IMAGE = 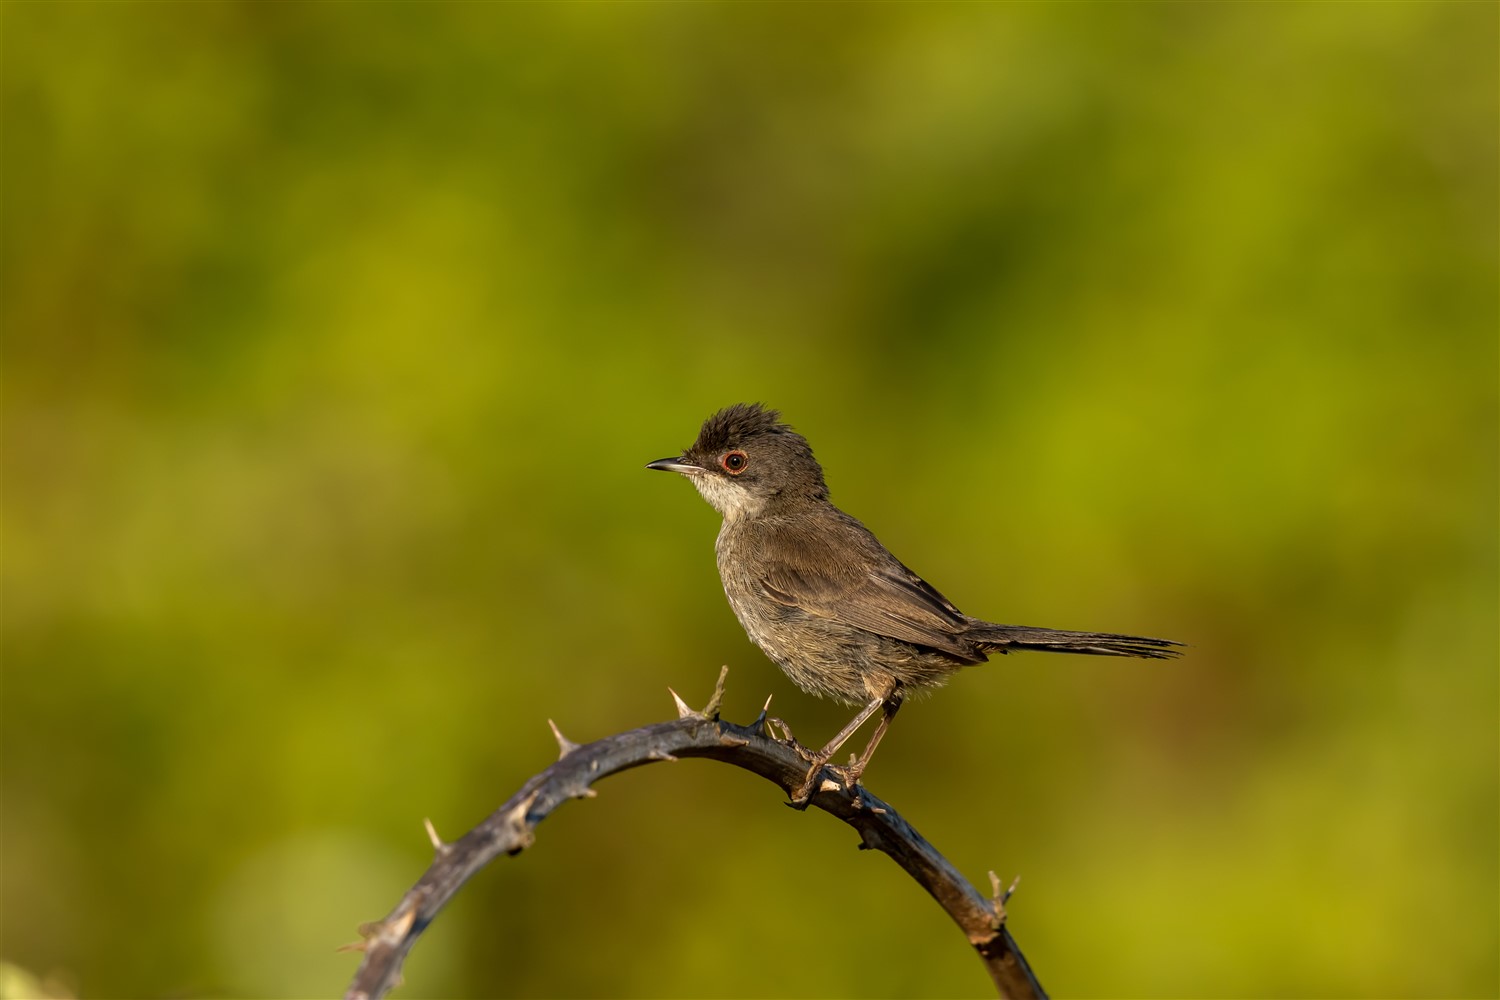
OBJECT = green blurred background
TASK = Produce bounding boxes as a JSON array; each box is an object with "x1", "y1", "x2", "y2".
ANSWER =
[{"x1": 3, "y1": 3, "x2": 1495, "y2": 998}]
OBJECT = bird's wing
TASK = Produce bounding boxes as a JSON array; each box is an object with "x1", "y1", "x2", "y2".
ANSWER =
[{"x1": 755, "y1": 515, "x2": 985, "y2": 664}]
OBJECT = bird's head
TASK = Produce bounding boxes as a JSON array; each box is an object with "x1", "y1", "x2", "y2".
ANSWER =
[{"x1": 647, "y1": 403, "x2": 828, "y2": 520}]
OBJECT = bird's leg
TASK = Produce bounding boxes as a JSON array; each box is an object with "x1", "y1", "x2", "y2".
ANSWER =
[
  {"x1": 832, "y1": 690, "x2": 904, "y2": 789},
  {"x1": 787, "y1": 685, "x2": 902, "y2": 805}
]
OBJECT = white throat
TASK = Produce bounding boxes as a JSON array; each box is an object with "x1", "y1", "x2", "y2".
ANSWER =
[{"x1": 690, "y1": 475, "x2": 766, "y2": 522}]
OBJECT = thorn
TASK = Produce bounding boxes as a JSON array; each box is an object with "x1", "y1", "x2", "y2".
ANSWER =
[
  {"x1": 423, "y1": 817, "x2": 449, "y2": 854},
  {"x1": 988, "y1": 871, "x2": 1020, "y2": 925},
  {"x1": 668, "y1": 687, "x2": 696, "y2": 719},
  {"x1": 647, "y1": 749, "x2": 679, "y2": 762},
  {"x1": 374, "y1": 905, "x2": 416, "y2": 940},
  {"x1": 749, "y1": 694, "x2": 773, "y2": 736},
  {"x1": 505, "y1": 802, "x2": 537, "y2": 855},
  {"x1": 337, "y1": 938, "x2": 368, "y2": 954},
  {"x1": 701, "y1": 664, "x2": 730, "y2": 719},
  {"x1": 574, "y1": 786, "x2": 598, "y2": 799},
  {"x1": 547, "y1": 718, "x2": 581, "y2": 758}
]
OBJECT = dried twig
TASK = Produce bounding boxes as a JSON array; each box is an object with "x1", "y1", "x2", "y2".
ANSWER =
[{"x1": 344, "y1": 667, "x2": 1045, "y2": 999}]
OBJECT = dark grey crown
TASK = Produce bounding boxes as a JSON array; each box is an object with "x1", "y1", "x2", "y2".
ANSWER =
[{"x1": 691, "y1": 403, "x2": 791, "y2": 451}]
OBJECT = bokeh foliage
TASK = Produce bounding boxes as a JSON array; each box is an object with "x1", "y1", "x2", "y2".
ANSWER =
[{"x1": 2, "y1": 3, "x2": 1495, "y2": 998}]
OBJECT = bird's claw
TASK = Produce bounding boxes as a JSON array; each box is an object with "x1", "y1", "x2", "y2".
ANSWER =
[
  {"x1": 785, "y1": 754, "x2": 844, "y2": 809},
  {"x1": 785, "y1": 772, "x2": 820, "y2": 809},
  {"x1": 827, "y1": 761, "x2": 866, "y2": 790}
]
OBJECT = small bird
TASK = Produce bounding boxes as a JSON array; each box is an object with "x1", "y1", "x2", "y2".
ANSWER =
[{"x1": 648, "y1": 403, "x2": 1181, "y2": 801}]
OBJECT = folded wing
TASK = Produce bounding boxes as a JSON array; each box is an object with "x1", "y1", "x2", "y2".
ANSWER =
[{"x1": 754, "y1": 516, "x2": 985, "y2": 664}]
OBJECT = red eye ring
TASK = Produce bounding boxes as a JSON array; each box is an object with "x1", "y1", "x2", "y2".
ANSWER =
[{"x1": 721, "y1": 450, "x2": 748, "y2": 474}]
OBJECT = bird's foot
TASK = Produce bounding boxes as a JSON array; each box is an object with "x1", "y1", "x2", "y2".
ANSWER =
[
  {"x1": 786, "y1": 753, "x2": 834, "y2": 810},
  {"x1": 767, "y1": 717, "x2": 819, "y2": 762},
  {"x1": 788, "y1": 759, "x2": 870, "y2": 809},
  {"x1": 828, "y1": 759, "x2": 867, "y2": 790},
  {"x1": 823, "y1": 758, "x2": 871, "y2": 808}
]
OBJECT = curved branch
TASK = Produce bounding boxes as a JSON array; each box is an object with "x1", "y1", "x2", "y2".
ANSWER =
[{"x1": 344, "y1": 669, "x2": 1046, "y2": 1000}]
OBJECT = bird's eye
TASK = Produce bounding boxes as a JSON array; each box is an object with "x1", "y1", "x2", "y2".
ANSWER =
[{"x1": 721, "y1": 450, "x2": 748, "y2": 474}]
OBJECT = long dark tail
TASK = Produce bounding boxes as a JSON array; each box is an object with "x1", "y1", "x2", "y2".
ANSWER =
[{"x1": 966, "y1": 623, "x2": 1183, "y2": 659}]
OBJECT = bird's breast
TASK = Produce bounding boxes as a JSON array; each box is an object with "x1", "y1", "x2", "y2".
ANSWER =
[{"x1": 713, "y1": 521, "x2": 909, "y2": 704}]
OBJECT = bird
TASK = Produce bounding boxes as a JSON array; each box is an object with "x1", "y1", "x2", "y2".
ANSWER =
[{"x1": 647, "y1": 403, "x2": 1180, "y2": 801}]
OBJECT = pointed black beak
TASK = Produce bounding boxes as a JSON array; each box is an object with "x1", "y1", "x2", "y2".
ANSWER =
[{"x1": 646, "y1": 457, "x2": 704, "y2": 475}]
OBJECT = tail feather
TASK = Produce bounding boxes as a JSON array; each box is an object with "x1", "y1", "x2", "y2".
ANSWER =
[{"x1": 966, "y1": 624, "x2": 1183, "y2": 659}]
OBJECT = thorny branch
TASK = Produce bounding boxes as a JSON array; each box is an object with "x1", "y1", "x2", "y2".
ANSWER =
[{"x1": 343, "y1": 667, "x2": 1046, "y2": 1000}]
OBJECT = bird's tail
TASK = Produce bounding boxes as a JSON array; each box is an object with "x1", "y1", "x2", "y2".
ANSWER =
[{"x1": 966, "y1": 623, "x2": 1183, "y2": 659}]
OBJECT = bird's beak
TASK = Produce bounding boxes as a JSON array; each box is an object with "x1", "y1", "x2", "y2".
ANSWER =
[{"x1": 646, "y1": 457, "x2": 703, "y2": 476}]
